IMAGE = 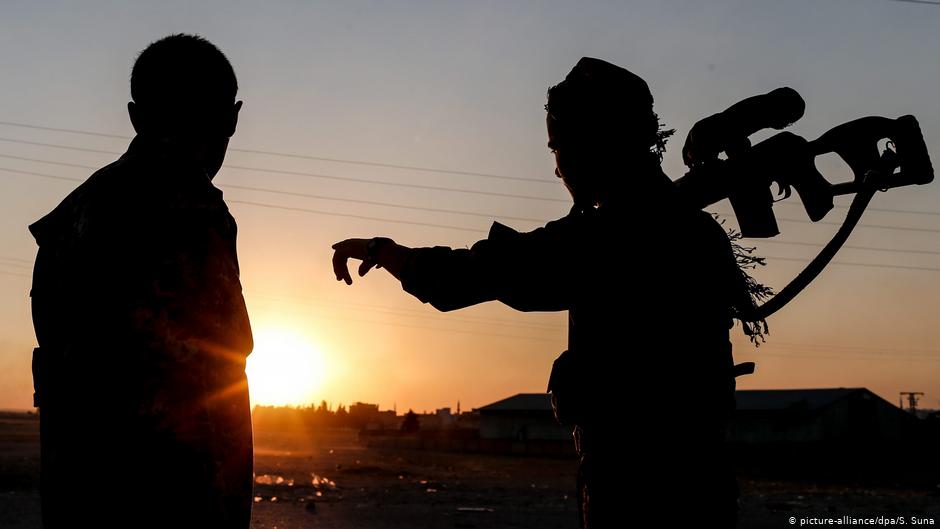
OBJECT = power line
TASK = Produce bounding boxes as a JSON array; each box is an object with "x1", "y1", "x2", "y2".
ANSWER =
[
  {"x1": 4, "y1": 155, "x2": 940, "y2": 269},
  {"x1": 264, "y1": 296, "x2": 940, "y2": 356},
  {"x1": 758, "y1": 239, "x2": 940, "y2": 257},
  {"x1": 767, "y1": 340, "x2": 940, "y2": 357},
  {"x1": 10, "y1": 152, "x2": 940, "y2": 236},
  {"x1": 0, "y1": 121, "x2": 127, "y2": 139},
  {"x1": 712, "y1": 209, "x2": 940, "y2": 234},
  {"x1": 732, "y1": 340, "x2": 940, "y2": 361},
  {"x1": 247, "y1": 290, "x2": 563, "y2": 327},
  {"x1": 247, "y1": 292, "x2": 565, "y2": 332},
  {"x1": 734, "y1": 338, "x2": 940, "y2": 357},
  {"x1": 0, "y1": 121, "x2": 940, "y2": 214},
  {"x1": 248, "y1": 297, "x2": 563, "y2": 343},
  {"x1": 0, "y1": 166, "x2": 488, "y2": 233},
  {"x1": 0, "y1": 166, "x2": 81, "y2": 182},
  {"x1": 223, "y1": 183, "x2": 545, "y2": 223},
  {"x1": 222, "y1": 164, "x2": 568, "y2": 203},
  {"x1": 734, "y1": 350, "x2": 940, "y2": 362},
  {"x1": 0, "y1": 262, "x2": 31, "y2": 270},
  {"x1": 0, "y1": 136, "x2": 120, "y2": 155},
  {"x1": 1, "y1": 262, "x2": 934, "y2": 359},
  {"x1": 0, "y1": 165, "x2": 488, "y2": 233},
  {"x1": 269, "y1": 299, "x2": 919, "y2": 351},
  {"x1": 227, "y1": 199, "x2": 488, "y2": 233},
  {"x1": 7, "y1": 165, "x2": 940, "y2": 252},
  {"x1": 0, "y1": 138, "x2": 569, "y2": 203},
  {"x1": 5, "y1": 158, "x2": 940, "y2": 240},
  {"x1": 256, "y1": 295, "x2": 940, "y2": 357},
  {"x1": 777, "y1": 216, "x2": 940, "y2": 234},
  {"x1": 0, "y1": 120, "x2": 553, "y2": 184},
  {"x1": 0, "y1": 153, "x2": 98, "y2": 170},
  {"x1": 774, "y1": 198, "x2": 940, "y2": 218},
  {"x1": 2, "y1": 261, "x2": 935, "y2": 359},
  {"x1": 834, "y1": 204, "x2": 940, "y2": 217},
  {"x1": 5, "y1": 135, "x2": 940, "y2": 215},
  {"x1": 228, "y1": 148, "x2": 552, "y2": 184},
  {"x1": 0, "y1": 125, "x2": 936, "y2": 360},
  {"x1": 0, "y1": 153, "x2": 549, "y2": 223},
  {"x1": 767, "y1": 255, "x2": 940, "y2": 273}
]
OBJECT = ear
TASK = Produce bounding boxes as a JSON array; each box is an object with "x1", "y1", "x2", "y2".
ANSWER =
[
  {"x1": 127, "y1": 102, "x2": 143, "y2": 134},
  {"x1": 226, "y1": 100, "x2": 243, "y2": 137}
]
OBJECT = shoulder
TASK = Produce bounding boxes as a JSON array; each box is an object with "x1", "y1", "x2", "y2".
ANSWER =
[
  {"x1": 692, "y1": 210, "x2": 731, "y2": 241},
  {"x1": 680, "y1": 211, "x2": 734, "y2": 264},
  {"x1": 474, "y1": 207, "x2": 594, "y2": 258},
  {"x1": 28, "y1": 158, "x2": 131, "y2": 249},
  {"x1": 30, "y1": 151, "x2": 232, "y2": 252},
  {"x1": 490, "y1": 206, "x2": 593, "y2": 240}
]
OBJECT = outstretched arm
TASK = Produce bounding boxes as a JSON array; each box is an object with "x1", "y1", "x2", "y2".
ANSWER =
[
  {"x1": 332, "y1": 216, "x2": 584, "y2": 313},
  {"x1": 332, "y1": 236, "x2": 506, "y2": 312}
]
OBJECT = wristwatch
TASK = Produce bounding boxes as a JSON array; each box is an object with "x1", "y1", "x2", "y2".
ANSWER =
[{"x1": 366, "y1": 237, "x2": 394, "y2": 262}]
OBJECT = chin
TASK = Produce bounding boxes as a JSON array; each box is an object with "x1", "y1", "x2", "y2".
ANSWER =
[{"x1": 205, "y1": 138, "x2": 231, "y2": 180}]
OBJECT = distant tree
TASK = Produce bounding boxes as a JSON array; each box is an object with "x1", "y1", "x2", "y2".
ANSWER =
[
  {"x1": 335, "y1": 404, "x2": 348, "y2": 427},
  {"x1": 401, "y1": 409, "x2": 420, "y2": 433}
]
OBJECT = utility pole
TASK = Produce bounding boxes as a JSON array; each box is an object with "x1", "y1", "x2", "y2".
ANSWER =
[{"x1": 899, "y1": 391, "x2": 924, "y2": 414}]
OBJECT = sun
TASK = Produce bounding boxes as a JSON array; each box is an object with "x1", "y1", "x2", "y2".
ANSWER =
[{"x1": 245, "y1": 326, "x2": 327, "y2": 407}]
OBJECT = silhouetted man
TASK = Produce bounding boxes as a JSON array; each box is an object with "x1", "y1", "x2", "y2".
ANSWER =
[
  {"x1": 333, "y1": 57, "x2": 750, "y2": 528},
  {"x1": 29, "y1": 34, "x2": 253, "y2": 529}
]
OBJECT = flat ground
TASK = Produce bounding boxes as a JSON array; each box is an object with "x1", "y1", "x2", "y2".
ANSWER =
[{"x1": 1, "y1": 413, "x2": 936, "y2": 528}]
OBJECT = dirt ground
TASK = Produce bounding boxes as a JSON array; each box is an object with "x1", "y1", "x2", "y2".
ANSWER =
[{"x1": 1, "y1": 413, "x2": 936, "y2": 528}]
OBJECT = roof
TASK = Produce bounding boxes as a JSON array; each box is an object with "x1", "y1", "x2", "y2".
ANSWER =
[
  {"x1": 477, "y1": 388, "x2": 888, "y2": 414},
  {"x1": 735, "y1": 388, "x2": 869, "y2": 412},
  {"x1": 476, "y1": 393, "x2": 553, "y2": 413}
]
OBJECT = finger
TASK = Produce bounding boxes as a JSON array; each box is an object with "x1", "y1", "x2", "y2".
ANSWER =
[
  {"x1": 331, "y1": 239, "x2": 357, "y2": 252},
  {"x1": 331, "y1": 251, "x2": 353, "y2": 285},
  {"x1": 358, "y1": 260, "x2": 377, "y2": 277}
]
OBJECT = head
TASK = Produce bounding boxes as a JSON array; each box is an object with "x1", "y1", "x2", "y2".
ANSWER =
[
  {"x1": 127, "y1": 34, "x2": 241, "y2": 179},
  {"x1": 546, "y1": 57, "x2": 672, "y2": 207}
]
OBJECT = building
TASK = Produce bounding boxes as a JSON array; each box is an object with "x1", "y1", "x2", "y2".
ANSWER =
[
  {"x1": 348, "y1": 402, "x2": 399, "y2": 430},
  {"x1": 473, "y1": 388, "x2": 922, "y2": 445},
  {"x1": 475, "y1": 393, "x2": 571, "y2": 442},
  {"x1": 730, "y1": 387, "x2": 921, "y2": 443},
  {"x1": 729, "y1": 387, "x2": 935, "y2": 482}
]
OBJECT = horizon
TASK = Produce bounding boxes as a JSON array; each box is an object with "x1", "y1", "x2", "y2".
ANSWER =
[{"x1": 4, "y1": 384, "x2": 938, "y2": 415}]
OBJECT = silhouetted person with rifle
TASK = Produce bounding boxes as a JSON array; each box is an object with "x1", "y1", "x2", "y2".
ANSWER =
[
  {"x1": 29, "y1": 34, "x2": 253, "y2": 529},
  {"x1": 333, "y1": 57, "x2": 755, "y2": 528}
]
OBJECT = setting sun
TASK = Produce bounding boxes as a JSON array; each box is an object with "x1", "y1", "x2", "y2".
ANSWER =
[{"x1": 246, "y1": 326, "x2": 327, "y2": 407}]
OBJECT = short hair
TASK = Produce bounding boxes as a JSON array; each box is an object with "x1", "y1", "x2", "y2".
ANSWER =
[{"x1": 130, "y1": 34, "x2": 237, "y2": 113}]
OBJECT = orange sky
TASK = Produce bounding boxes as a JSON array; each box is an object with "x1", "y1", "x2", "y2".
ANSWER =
[{"x1": 1, "y1": 1, "x2": 938, "y2": 413}]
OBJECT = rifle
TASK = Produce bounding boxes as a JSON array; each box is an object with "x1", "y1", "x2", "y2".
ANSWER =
[{"x1": 674, "y1": 88, "x2": 934, "y2": 320}]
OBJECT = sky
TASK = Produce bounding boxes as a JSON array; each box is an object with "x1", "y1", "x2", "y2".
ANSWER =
[{"x1": 0, "y1": 0, "x2": 938, "y2": 412}]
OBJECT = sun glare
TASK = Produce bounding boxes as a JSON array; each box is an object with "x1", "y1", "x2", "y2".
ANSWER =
[{"x1": 245, "y1": 326, "x2": 327, "y2": 407}]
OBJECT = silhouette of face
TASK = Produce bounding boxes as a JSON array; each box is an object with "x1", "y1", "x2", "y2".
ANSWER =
[
  {"x1": 195, "y1": 100, "x2": 242, "y2": 180},
  {"x1": 546, "y1": 114, "x2": 600, "y2": 208},
  {"x1": 128, "y1": 99, "x2": 242, "y2": 180}
]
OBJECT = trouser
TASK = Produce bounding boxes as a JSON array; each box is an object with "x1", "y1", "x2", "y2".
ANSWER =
[{"x1": 573, "y1": 425, "x2": 739, "y2": 529}]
